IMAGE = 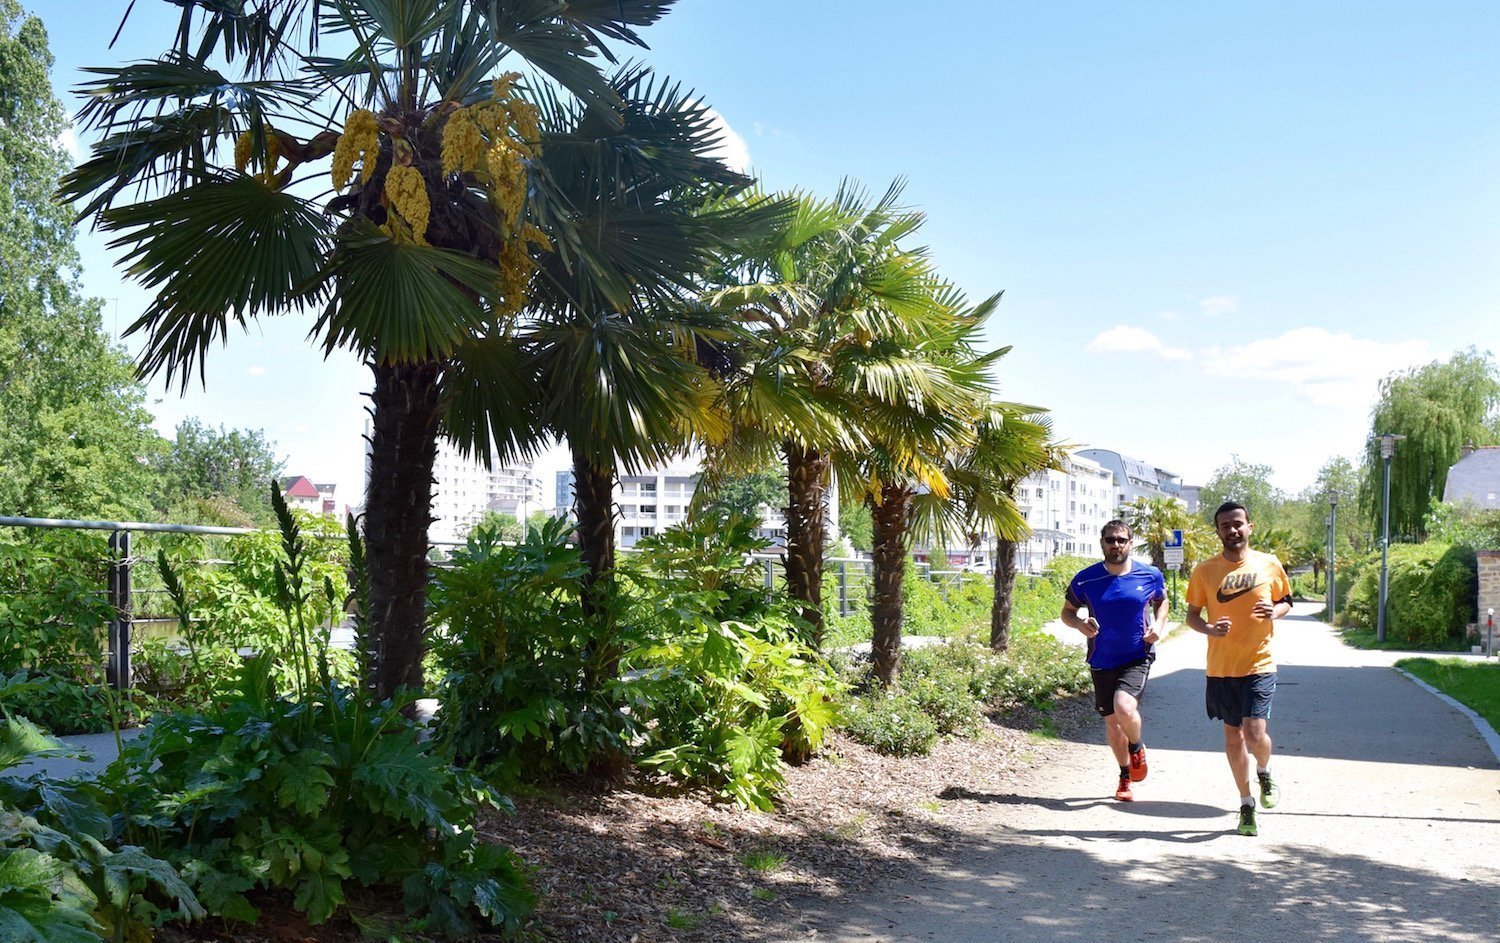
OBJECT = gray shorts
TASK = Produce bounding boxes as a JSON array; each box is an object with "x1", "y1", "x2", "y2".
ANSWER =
[{"x1": 1206, "y1": 673, "x2": 1276, "y2": 726}]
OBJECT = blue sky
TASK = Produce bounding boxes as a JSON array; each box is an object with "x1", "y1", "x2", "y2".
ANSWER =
[{"x1": 30, "y1": 1, "x2": 1500, "y2": 502}]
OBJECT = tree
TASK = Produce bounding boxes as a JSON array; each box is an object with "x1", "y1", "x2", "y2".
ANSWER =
[
  {"x1": 854, "y1": 289, "x2": 1002, "y2": 686},
  {"x1": 837, "y1": 499, "x2": 873, "y2": 553},
  {"x1": 1361, "y1": 348, "x2": 1500, "y2": 541},
  {"x1": 1120, "y1": 495, "x2": 1193, "y2": 572},
  {"x1": 153, "y1": 418, "x2": 285, "y2": 523},
  {"x1": 62, "y1": 1, "x2": 684, "y2": 698},
  {"x1": 1200, "y1": 456, "x2": 1285, "y2": 526},
  {"x1": 694, "y1": 465, "x2": 784, "y2": 522},
  {"x1": 939, "y1": 408, "x2": 1061, "y2": 652},
  {"x1": 705, "y1": 181, "x2": 955, "y2": 646},
  {"x1": 0, "y1": 1, "x2": 160, "y2": 521}
]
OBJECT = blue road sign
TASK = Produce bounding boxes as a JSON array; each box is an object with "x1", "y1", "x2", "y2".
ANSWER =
[{"x1": 1165, "y1": 529, "x2": 1184, "y2": 549}]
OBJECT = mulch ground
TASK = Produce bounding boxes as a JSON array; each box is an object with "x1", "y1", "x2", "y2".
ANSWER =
[{"x1": 158, "y1": 697, "x2": 1097, "y2": 942}]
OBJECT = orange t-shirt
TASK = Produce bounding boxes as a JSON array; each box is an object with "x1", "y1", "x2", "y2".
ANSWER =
[{"x1": 1186, "y1": 549, "x2": 1292, "y2": 678}]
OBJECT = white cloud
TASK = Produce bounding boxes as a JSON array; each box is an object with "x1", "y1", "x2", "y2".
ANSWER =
[
  {"x1": 1197, "y1": 327, "x2": 1432, "y2": 408},
  {"x1": 1086, "y1": 325, "x2": 1193, "y2": 361},
  {"x1": 703, "y1": 107, "x2": 752, "y2": 175},
  {"x1": 1199, "y1": 295, "x2": 1239, "y2": 317},
  {"x1": 56, "y1": 127, "x2": 81, "y2": 162},
  {"x1": 246, "y1": 365, "x2": 267, "y2": 377}
]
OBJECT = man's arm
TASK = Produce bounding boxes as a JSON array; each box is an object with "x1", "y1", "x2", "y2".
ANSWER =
[
  {"x1": 1145, "y1": 593, "x2": 1169, "y2": 643},
  {"x1": 1060, "y1": 596, "x2": 1099, "y2": 638},
  {"x1": 1187, "y1": 603, "x2": 1230, "y2": 637},
  {"x1": 1251, "y1": 596, "x2": 1293, "y2": 621}
]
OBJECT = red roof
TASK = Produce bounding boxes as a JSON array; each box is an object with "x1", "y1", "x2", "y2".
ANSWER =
[{"x1": 282, "y1": 475, "x2": 320, "y2": 499}]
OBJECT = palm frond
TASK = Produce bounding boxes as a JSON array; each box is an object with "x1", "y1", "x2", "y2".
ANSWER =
[
  {"x1": 311, "y1": 220, "x2": 504, "y2": 363},
  {"x1": 104, "y1": 175, "x2": 332, "y2": 389}
]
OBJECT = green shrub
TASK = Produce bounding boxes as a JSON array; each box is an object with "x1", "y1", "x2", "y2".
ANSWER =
[
  {"x1": 428, "y1": 518, "x2": 638, "y2": 783},
  {"x1": 57, "y1": 493, "x2": 537, "y2": 937},
  {"x1": 0, "y1": 529, "x2": 113, "y2": 681},
  {"x1": 843, "y1": 691, "x2": 939, "y2": 756},
  {"x1": 626, "y1": 517, "x2": 842, "y2": 809},
  {"x1": 1343, "y1": 543, "x2": 1476, "y2": 647},
  {"x1": 0, "y1": 709, "x2": 203, "y2": 942},
  {"x1": 0, "y1": 670, "x2": 135, "y2": 735}
]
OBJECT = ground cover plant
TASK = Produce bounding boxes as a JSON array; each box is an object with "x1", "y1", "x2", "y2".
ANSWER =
[
  {"x1": 4, "y1": 491, "x2": 535, "y2": 939},
  {"x1": 1396, "y1": 657, "x2": 1500, "y2": 734}
]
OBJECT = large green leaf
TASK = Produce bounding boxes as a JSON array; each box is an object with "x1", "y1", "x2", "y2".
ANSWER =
[
  {"x1": 100, "y1": 176, "x2": 330, "y2": 389},
  {"x1": 312, "y1": 221, "x2": 503, "y2": 363}
]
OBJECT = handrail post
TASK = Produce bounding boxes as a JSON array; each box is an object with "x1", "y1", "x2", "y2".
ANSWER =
[{"x1": 106, "y1": 530, "x2": 132, "y2": 690}]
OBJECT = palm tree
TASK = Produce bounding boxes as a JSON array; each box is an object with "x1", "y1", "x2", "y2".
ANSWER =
[
  {"x1": 939, "y1": 407, "x2": 1064, "y2": 652},
  {"x1": 1120, "y1": 495, "x2": 1194, "y2": 571},
  {"x1": 851, "y1": 289, "x2": 1002, "y2": 686},
  {"x1": 61, "y1": 1, "x2": 683, "y2": 697},
  {"x1": 704, "y1": 181, "x2": 957, "y2": 645}
]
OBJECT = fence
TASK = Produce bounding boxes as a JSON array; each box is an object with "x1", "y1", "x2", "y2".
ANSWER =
[{"x1": 1, "y1": 514, "x2": 996, "y2": 689}]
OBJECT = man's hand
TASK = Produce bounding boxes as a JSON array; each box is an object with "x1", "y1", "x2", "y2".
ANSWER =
[
  {"x1": 1204, "y1": 617, "x2": 1232, "y2": 637},
  {"x1": 1252, "y1": 599, "x2": 1275, "y2": 620},
  {"x1": 1143, "y1": 623, "x2": 1161, "y2": 644},
  {"x1": 1079, "y1": 617, "x2": 1100, "y2": 638}
]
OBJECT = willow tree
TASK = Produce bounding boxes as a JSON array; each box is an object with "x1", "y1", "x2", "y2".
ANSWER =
[
  {"x1": 1361, "y1": 348, "x2": 1500, "y2": 541},
  {"x1": 61, "y1": 0, "x2": 681, "y2": 698}
]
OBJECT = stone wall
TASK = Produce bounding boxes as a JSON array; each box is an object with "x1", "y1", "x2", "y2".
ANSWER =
[{"x1": 1478, "y1": 551, "x2": 1500, "y2": 649}]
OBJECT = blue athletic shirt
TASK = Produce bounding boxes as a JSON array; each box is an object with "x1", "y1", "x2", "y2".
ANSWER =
[{"x1": 1065, "y1": 561, "x2": 1166, "y2": 670}]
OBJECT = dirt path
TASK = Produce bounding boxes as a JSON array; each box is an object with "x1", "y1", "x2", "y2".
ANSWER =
[{"x1": 767, "y1": 603, "x2": 1500, "y2": 942}]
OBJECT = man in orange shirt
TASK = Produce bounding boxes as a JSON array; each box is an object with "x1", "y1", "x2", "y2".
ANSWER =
[{"x1": 1186, "y1": 501, "x2": 1293, "y2": 837}]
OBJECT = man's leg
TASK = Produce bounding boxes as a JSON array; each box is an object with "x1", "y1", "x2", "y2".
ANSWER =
[
  {"x1": 1104, "y1": 713, "x2": 1129, "y2": 767},
  {"x1": 1222, "y1": 722, "x2": 1254, "y2": 799},
  {"x1": 1113, "y1": 690, "x2": 1142, "y2": 747},
  {"x1": 1242, "y1": 717, "x2": 1279, "y2": 807},
  {"x1": 1241, "y1": 717, "x2": 1272, "y2": 770}
]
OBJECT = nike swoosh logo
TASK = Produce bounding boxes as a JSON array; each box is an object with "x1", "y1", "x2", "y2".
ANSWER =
[{"x1": 1216, "y1": 585, "x2": 1260, "y2": 604}]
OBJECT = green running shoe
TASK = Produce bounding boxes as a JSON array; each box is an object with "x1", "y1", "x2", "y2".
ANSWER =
[
  {"x1": 1258, "y1": 772, "x2": 1280, "y2": 809},
  {"x1": 1237, "y1": 805, "x2": 1258, "y2": 837}
]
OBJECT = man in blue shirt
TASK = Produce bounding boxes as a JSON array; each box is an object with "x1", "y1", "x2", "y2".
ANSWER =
[{"x1": 1060, "y1": 520, "x2": 1169, "y2": 801}]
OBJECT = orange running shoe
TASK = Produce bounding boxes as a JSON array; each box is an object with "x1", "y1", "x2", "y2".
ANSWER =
[
  {"x1": 1115, "y1": 774, "x2": 1134, "y2": 802},
  {"x1": 1129, "y1": 745, "x2": 1148, "y2": 782}
]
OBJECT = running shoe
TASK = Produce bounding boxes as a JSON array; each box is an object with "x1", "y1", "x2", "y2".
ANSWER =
[
  {"x1": 1237, "y1": 805, "x2": 1257, "y2": 836},
  {"x1": 1129, "y1": 745, "x2": 1148, "y2": 782},
  {"x1": 1258, "y1": 772, "x2": 1280, "y2": 809},
  {"x1": 1115, "y1": 774, "x2": 1133, "y2": 802}
]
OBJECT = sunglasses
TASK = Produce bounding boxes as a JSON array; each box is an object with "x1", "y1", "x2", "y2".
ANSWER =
[{"x1": 1103, "y1": 536, "x2": 1131, "y2": 545}]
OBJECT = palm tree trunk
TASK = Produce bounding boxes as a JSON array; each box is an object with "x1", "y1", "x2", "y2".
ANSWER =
[
  {"x1": 783, "y1": 441, "x2": 830, "y2": 646},
  {"x1": 571, "y1": 446, "x2": 624, "y2": 693},
  {"x1": 365, "y1": 360, "x2": 443, "y2": 700},
  {"x1": 989, "y1": 536, "x2": 1019, "y2": 652},
  {"x1": 870, "y1": 483, "x2": 914, "y2": 687}
]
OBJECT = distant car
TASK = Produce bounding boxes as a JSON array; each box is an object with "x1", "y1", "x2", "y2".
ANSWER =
[{"x1": 960, "y1": 562, "x2": 993, "y2": 575}]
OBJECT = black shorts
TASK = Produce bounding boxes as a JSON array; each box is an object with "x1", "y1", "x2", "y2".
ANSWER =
[
  {"x1": 1091, "y1": 657, "x2": 1152, "y2": 717},
  {"x1": 1205, "y1": 673, "x2": 1276, "y2": 726}
]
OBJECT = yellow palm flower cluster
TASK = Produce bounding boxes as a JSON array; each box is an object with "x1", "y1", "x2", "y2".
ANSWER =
[
  {"x1": 331, "y1": 109, "x2": 380, "y2": 189},
  {"x1": 382, "y1": 164, "x2": 431, "y2": 245},
  {"x1": 496, "y1": 223, "x2": 551, "y2": 316},
  {"x1": 233, "y1": 130, "x2": 286, "y2": 188},
  {"x1": 439, "y1": 73, "x2": 541, "y2": 231},
  {"x1": 439, "y1": 73, "x2": 546, "y2": 314}
]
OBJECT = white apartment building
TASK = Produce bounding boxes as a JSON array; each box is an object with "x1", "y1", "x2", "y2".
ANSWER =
[
  {"x1": 1014, "y1": 452, "x2": 1116, "y2": 572},
  {"x1": 617, "y1": 458, "x2": 699, "y2": 547},
  {"x1": 428, "y1": 438, "x2": 544, "y2": 545},
  {"x1": 553, "y1": 459, "x2": 699, "y2": 548}
]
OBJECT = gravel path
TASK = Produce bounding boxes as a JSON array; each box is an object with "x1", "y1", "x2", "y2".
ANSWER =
[{"x1": 765, "y1": 602, "x2": 1500, "y2": 943}]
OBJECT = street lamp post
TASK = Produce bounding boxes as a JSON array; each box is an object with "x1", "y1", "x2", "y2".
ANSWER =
[
  {"x1": 1327, "y1": 491, "x2": 1338, "y2": 622},
  {"x1": 1375, "y1": 433, "x2": 1406, "y2": 643}
]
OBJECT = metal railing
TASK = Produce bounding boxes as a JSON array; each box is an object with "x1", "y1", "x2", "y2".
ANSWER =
[{"x1": 0, "y1": 515, "x2": 266, "y2": 690}]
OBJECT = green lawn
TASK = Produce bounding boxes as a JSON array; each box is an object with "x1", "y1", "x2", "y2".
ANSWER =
[{"x1": 1396, "y1": 657, "x2": 1500, "y2": 734}]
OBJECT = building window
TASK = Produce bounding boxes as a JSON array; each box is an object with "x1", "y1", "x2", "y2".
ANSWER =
[{"x1": 642, "y1": 505, "x2": 657, "y2": 515}]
